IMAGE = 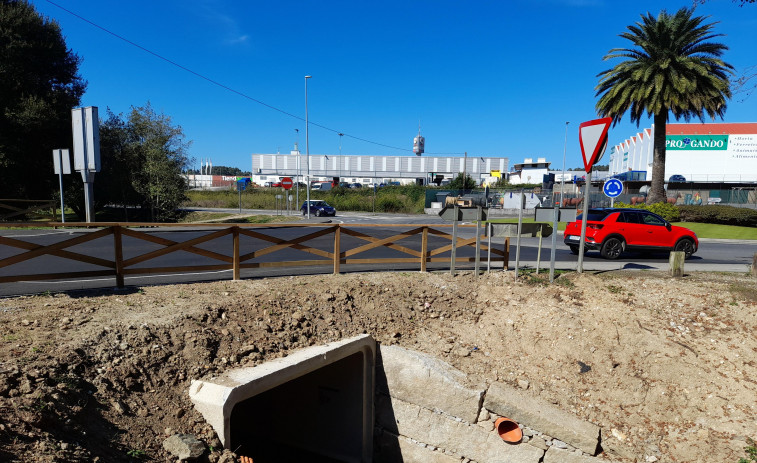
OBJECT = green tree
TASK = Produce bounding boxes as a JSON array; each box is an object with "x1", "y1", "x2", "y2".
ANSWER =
[
  {"x1": 0, "y1": 0, "x2": 86, "y2": 198},
  {"x1": 595, "y1": 7, "x2": 733, "y2": 204},
  {"x1": 127, "y1": 104, "x2": 191, "y2": 221},
  {"x1": 449, "y1": 172, "x2": 476, "y2": 191}
]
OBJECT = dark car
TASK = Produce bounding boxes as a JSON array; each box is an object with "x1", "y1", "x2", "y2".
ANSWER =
[
  {"x1": 668, "y1": 175, "x2": 687, "y2": 182},
  {"x1": 300, "y1": 200, "x2": 336, "y2": 217},
  {"x1": 563, "y1": 208, "x2": 698, "y2": 259},
  {"x1": 348, "y1": 182, "x2": 362, "y2": 189}
]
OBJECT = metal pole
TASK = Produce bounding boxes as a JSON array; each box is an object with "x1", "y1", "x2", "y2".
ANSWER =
[
  {"x1": 305, "y1": 75, "x2": 312, "y2": 218},
  {"x1": 549, "y1": 206, "x2": 559, "y2": 283},
  {"x1": 450, "y1": 205, "x2": 459, "y2": 275},
  {"x1": 474, "y1": 206, "x2": 482, "y2": 277},
  {"x1": 560, "y1": 122, "x2": 569, "y2": 205},
  {"x1": 57, "y1": 150, "x2": 66, "y2": 223},
  {"x1": 487, "y1": 222, "x2": 491, "y2": 273},
  {"x1": 577, "y1": 170, "x2": 592, "y2": 273},
  {"x1": 514, "y1": 190, "x2": 523, "y2": 280}
]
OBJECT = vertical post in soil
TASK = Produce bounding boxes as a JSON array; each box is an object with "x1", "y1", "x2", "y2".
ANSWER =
[
  {"x1": 113, "y1": 226, "x2": 124, "y2": 288},
  {"x1": 232, "y1": 226, "x2": 240, "y2": 280},
  {"x1": 421, "y1": 226, "x2": 428, "y2": 272},
  {"x1": 333, "y1": 225, "x2": 341, "y2": 274}
]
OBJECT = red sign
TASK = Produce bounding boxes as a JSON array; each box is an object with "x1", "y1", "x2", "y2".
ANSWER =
[
  {"x1": 280, "y1": 177, "x2": 293, "y2": 190},
  {"x1": 579, "y1": 118, "x2": 612, "y2": 173}
]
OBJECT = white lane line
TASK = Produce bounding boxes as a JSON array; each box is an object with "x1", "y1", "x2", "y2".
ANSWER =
[
  {"x1": 2, "y1": 230, "x2": 82, "y2": 238},
  {"x1": 16, "y1": 270, "x2": 233, "y2": 285}
]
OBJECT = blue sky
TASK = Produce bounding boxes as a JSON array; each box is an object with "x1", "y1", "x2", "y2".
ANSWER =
[{"x1": 31, "y1": 0, "x2": 757, "y2": 173}]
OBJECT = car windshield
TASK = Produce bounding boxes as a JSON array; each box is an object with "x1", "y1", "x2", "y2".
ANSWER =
[
  {"x1": 576, "y1": 210, "x2": 611, "y2": 222},
  {"x1": 308, "y1": 201, "x2": 329, "y2": 207}
]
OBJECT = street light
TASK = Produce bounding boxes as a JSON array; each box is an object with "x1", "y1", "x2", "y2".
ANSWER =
[
  {"x1": 305, "y1": 75, "x2": 312, "y2": 218},
  {"x1": 560, "y1": 122, "x2": 570, "y2": 205}
]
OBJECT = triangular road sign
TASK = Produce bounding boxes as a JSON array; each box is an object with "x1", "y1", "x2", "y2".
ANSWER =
[{"x1": 579, "y1": 117, "x2": 612, "y2": 173}]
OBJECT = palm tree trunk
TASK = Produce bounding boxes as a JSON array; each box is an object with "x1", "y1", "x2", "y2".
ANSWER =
[{"x1": 648, "y1": 113, "x2": 667, "y2": 204}]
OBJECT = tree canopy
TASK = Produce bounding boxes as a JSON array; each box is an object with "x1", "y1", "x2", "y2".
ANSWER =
[
  {"x1": 0, "y1": 0, "x2": 86, "y2": 198},
  {"x1": 67, "y1": 104, "x2": 192, "y2": 221},
  {"x1": 448, "y1": 172, "x2": 476, "y2": 190},
  {"x1": 595, "y1": 7, "x2": 732, "y2": 203}
]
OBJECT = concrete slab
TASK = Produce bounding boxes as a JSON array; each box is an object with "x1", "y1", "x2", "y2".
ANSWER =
[
  {"x1": 189, "y1": 334, "x2": 375, "y2": 462},
  {"x1": 378, "y1": 344, "x2": 484, "y2": 423},
  {"x1": 484, "y1": 382, "x2": 600, "y2": 455}
]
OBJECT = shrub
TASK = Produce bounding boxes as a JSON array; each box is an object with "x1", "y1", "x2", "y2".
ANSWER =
[
  {"x1": 613, "y1": 201, "x2": 680, "y2": 222},
  {"x1": 678, "y1": 205, "x2": 757, "y2": 226}
]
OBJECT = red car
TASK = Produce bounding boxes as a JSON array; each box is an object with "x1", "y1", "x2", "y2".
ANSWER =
[{"x1": 563, "y1": 208, "x2": 698, "y2": 260}]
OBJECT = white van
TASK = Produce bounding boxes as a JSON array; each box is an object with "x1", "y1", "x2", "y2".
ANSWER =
[{"x1": 312, "y1": 182, "x2": 332, "y2": 191}]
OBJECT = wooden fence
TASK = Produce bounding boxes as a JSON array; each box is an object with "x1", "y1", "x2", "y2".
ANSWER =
[{"x1": 0, "y1": 223, "x2": 509, "y2": 288}]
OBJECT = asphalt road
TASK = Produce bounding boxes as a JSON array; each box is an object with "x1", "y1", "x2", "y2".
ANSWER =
[{"x1": 1, "y1": 211, "x2": 755, "y2": 296}]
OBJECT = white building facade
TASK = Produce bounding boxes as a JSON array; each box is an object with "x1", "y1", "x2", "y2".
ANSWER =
[
  {"x1": 609, "y1": 122, "x2": 757, "y2": 182},
  {"x1": 251, "y1": 148, "x2": 509, "y2": 186}
]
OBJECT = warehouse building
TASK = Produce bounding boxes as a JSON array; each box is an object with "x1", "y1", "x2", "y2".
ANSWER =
[
  {"x1": 609, "y1": 122, "x2": 757, "y2": 182},
  {"x1": 250, "y1": 145, "x2": 509, "y2": 186}
]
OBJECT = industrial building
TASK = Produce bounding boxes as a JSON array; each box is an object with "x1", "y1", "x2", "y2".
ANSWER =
[
  {"x1": 609, "y1": 122, "x2": 757, "y2": 182},
  {"x1": 250, "y1": 145, "x2": 509, "y2": 186}
]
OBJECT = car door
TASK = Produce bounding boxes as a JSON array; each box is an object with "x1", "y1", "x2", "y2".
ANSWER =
[
  {"x1": 615, "y1": 211, "x2": 646, "y2": 247},
  {"x1": 638, "y1": 211, "x2": 673, "y2": 247}
]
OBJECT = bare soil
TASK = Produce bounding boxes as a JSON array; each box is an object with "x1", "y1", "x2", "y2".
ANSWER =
[{"x1": 0, "y1": 270, "x2": 755, "y2": 462}]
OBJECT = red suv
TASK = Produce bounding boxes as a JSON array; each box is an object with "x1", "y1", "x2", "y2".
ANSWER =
[{"x1": 564, "y1": 208, "x2": 698, "y2": 260}]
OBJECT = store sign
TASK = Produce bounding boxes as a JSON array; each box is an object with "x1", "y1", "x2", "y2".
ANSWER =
[{"x1": 666, "y1": 135, "x2": 728, "y2": 150}]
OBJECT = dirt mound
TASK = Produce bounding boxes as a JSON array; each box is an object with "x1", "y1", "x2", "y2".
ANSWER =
[{"x1": 0, "y1": 271, "x2": 755, "y2": 462}]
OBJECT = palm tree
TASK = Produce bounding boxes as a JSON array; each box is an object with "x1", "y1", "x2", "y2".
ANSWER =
[{"x1": 595, "y1": 7, "x2": 733, "y2": 204}]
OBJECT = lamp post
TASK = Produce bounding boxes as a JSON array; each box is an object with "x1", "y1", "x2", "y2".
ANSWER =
[
  {"x1": 560, "y1": 121, "x2": 569, "y2": 205},
  {"x1": 305, "y1": 75, "x2": 312, "y2": 218},
  {"x1": 338, "y1": 132, "x2": 343, "y2": 182}
]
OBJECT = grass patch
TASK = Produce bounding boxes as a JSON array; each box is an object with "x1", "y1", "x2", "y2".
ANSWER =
[
  {"x1": 180, "y1": 211, "x2": 237, "y2": 223},
  {"x1": 675, "y1": 222, "x2": 757, "y2": 240}
]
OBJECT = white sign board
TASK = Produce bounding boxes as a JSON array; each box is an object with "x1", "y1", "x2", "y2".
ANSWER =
[
  {"x1": 72, "y1": 106, "x2": 101, "y2": 172},
  {"x1": 52, "y1": 149, "x2": 71, "y2": 175}
]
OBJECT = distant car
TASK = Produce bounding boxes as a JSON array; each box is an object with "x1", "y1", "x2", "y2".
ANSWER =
[
  {"x1": 337, "y1": 182, "x2": 350, "y2": 188},
  {"x1": 263, "y1": 181, "x2": 273, "y2": 187},
  {"x1": 270, "y1": 181, "x2": 283, "y2": 187},
  {"x1": 563, "y1": 208, "x2": 698, "y2": 259},
  {"x1": 349, "y1": 182, "x2": 362, "y2": 188},
  {"x1": 312, "y1": 182, "x2": 332, "y2": 191},
  {"x1": 668, "y1": 175, "x2": 686, "y2": 182},
  {"x1": 300, "y1": 200, "x2": 336, "y2": 217}
]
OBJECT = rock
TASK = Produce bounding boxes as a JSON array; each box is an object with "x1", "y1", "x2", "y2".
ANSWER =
[
  {"x1": 163, "y1": 434, "x2": 205, "y2": 460},
  {"x1": 517, "y1": 379, "x2": 530, "y2": 389}
]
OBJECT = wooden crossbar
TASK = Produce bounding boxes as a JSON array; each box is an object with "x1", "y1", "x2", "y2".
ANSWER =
[
  {"x1": 0, "y1": 223, "x2": 510, "y2": 288},
  {"x1": 238, "y1": 226, "x2": 335, "y2": 261}
]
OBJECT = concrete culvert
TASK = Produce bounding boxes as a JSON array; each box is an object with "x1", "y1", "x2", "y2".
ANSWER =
[{"x1": 190, "y1": 335, "x2": 375, "y2": 462}]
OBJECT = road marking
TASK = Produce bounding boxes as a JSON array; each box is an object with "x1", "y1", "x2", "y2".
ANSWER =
[{"x1": 16, "y1": 270, "x2": 233, "y2": 286}]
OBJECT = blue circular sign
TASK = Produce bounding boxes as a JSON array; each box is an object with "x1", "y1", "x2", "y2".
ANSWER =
[{"x1": 603, "y1": 178, "x2": 624, "y2": 198}]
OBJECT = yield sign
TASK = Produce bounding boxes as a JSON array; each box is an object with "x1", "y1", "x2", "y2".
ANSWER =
[{"x1": 579, "y1": 117, "x2": 612, "y2": 173}]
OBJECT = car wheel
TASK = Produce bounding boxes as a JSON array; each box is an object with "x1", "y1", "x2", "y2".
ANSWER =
[
  {"x1": 600, "y1": 237, "x2": 624, "y2": 260},
  {"x1": 569, "y1": 245, "x2": 579, "y2": 255},
  {"x1": 674, "y1": 238, "x2": 695, "y2": 259},
  {"x1": 315, "y1": 210, "x2": 322, "y2": 217},
  {"x1": 302, "y1": 209, "x2": 306, "y2": 216}
]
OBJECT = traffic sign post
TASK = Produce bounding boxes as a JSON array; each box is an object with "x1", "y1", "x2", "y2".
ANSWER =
[
  {"x1": 577, "y1": 117, "x2": 612, "y2": 273},
  {"x1": 603, "y1": 178, "x2": 623, "y2": 207}
]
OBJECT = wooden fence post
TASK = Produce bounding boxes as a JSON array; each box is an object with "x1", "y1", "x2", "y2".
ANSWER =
[
  {"x1": 421, "y1": 226, "x2": 428, "y2": 272},
  {"x1": 752, "y1": 252, "x2": 757, "y2": 277},
  {"x1": 113, "y1": 226, "x2": 125, "y2": 288},
  {"x1": 232, "y1": 226, "x2": 240, "y2": 280},
  {"x1": 669, "y1": 251, "x2": 685, "y2": 277},
  {"x1": 333, "y1": 225, "x2": 341, "y2": 274}
]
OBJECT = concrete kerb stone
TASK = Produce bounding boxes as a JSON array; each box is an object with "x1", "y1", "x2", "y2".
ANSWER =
[
  {"x1": 378, "y1": 394, "x2": 544, "y2": 463},
  {"x1": 378, "y1": 345, "x2": 484, "y2": 424},
  {"x1": 188, "y1": 334, "x2": 375, "y2": 450},
  {"x1": 483, "y1": 382, "x2": 600, "y2": 455}
]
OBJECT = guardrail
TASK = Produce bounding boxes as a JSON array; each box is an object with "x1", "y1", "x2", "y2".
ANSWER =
[{"x1": 0, "y1": 223, "x2": 509, "y2": 288}]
